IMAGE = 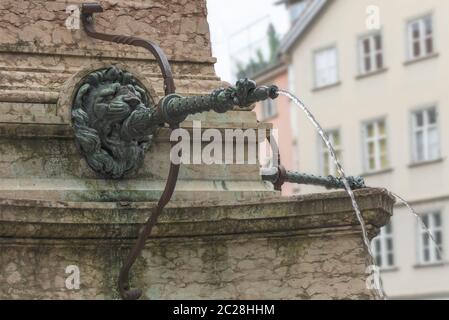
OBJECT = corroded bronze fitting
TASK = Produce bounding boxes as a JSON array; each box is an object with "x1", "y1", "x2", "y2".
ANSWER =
[
  {"x1": 76, "y1": 2, "x2": 279, "y2": 301},
  {"x1": 261, "y1": 167, "x2": 366, "y2": 190},
  {"x1": 158, "y1": 78, "x2": 279, "y2": 125}
]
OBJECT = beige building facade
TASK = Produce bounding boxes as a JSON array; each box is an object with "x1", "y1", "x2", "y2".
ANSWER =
[{"x1": 280, "y1": 0, "x2": 449, "y2": 298}]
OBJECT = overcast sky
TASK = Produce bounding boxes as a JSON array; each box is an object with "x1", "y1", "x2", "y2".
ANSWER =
[{"x1": 206, "y1": 0, "x2": 289, "y2": 83}]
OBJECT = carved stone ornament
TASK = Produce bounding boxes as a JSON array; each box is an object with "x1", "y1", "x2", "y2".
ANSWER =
[{"x1": 71, "y1": 66, "x2": 156, "y2": 179}]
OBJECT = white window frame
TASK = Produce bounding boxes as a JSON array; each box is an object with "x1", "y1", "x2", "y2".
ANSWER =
[
  {"x1": 417, "y1": 211, "x2": 443, "y2": 265},
  {"x1": 372, "y1": 222, "x2": 395, "y2": 269},
  {"x1": 358, "y1": 32, "x2": 384, "y2": 74},
  {"x1": 362, "y1": 118, "x2": 389, "y2": 172},
  {"x1": 313, "y1": 46, "x2": 339, "y2": 88},
  {"x1": 407, "y1": 14, "x2": 434, "y2": 60},
  {"x1": 411, "y1": 106, "x2": 440, "y2": 163},
  {"x1": 261, "y1": 98, "x2": 277, "y2": 120},
  {"x1": 318, "y1": 129, "x2": 342, "y2": 176}
]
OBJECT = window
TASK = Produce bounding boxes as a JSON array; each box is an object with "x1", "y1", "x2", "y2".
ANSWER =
[
  {"x1": 418, "y1": 211, "x2": 443, "y2": 265},
  {"x1": 319, "y1": 130, "x2": 341, "y2": 176},
  {"x1": 372, "y1": 222, "x2": 395, "y2": 269},
  {"x1": 411, "y1": 107, "x2": 439, "y2": 163},
  {"x1": 261, "y1": 99, "x2": 277, "y2": 120},
  {"x1": 314, "y1": 47, "x2": 338, "y2": 88},
  {"x1": 359, "y1": 33, "x2": 383, "y2": 74},
  {"x1": 362, "y1": 119, "x2": 389, "y2": 172},
  {"x1": 407, "y1": 15, "x2": 434, "y2": 60}
]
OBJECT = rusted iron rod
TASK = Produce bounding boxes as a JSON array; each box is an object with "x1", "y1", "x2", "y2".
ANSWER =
[
  {"x1": 81, "y1": 2, "x2": 179, "y2": 300},
  {"x1": 261, "y1": 167, "x2": 366, "y2": 190}
]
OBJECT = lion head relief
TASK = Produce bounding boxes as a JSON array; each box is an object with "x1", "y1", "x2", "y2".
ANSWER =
[{"x1": 71, "y1": 66, "x2": 157, "y2": 179}]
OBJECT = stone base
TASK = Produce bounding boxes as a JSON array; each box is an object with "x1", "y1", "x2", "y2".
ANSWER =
[{"x1": 0, "y1": 188, "x2": 394, "y2": 299}]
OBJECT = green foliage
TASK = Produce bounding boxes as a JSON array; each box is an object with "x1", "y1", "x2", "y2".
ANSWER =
[
  {"x1": 268, "y1": 23, "x2": 280, "y2": 62},
  {"x1": 235, "y1": 23, "x2": 281, "y2": 79}
]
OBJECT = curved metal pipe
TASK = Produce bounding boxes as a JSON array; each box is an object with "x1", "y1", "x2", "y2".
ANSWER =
[
  {"x1": 117, "y1": 124, "x2": 180, "y2": 300},
  {"x1": 80, "y1": 3, "x2": 179, "y2": 300},
  {"x1": 81, "y1": 3, "x2": 175, "y2": 94}
]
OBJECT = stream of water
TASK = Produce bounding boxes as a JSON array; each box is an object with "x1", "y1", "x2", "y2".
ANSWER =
[
  {"x1": 277, "y1": 90, "x2": 387, "y2": 299},
  {"x1": 278, "y1": 89, "x2": 445, "y2": 299},
  {"x1": 390, "y1": 192, "x2": 444, "y2": 259}
]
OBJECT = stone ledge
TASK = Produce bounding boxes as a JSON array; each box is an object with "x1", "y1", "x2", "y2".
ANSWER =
[
  {"x1": 0, "y1": 44, "x2": 218, "y2": 65},
  {"x1": 0, "y1": 188, "x2": 394, "y2": 240},
  {"x1": 0, "y1": 111, "x2": 269, "y2": 138}
]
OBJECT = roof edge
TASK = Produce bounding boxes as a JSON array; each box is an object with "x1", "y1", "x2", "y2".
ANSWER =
[
  {"x1": 278, "y1": 0, "x2": 329, "y2": 55},
  {"x1": 252, "y1": 61, "x2": 288, "y2": 83}
]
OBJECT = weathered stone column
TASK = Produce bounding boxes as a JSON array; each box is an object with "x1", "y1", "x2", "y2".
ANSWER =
[{"x1": 0, "y1": 189, "x2": 393, "y2": 299}]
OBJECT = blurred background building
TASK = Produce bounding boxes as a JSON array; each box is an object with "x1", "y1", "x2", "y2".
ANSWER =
[{"x1": 208, "y1": 0, "x2": 449, "y2": 299}]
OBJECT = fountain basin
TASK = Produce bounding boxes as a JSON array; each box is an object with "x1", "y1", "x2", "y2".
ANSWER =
[{"x1": 0, "y1": 188, "x2": 394, "y2": 299}]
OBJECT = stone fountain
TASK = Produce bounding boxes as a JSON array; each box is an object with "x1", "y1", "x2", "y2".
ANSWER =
[{"x1": 0, "y1": 0, "x2": 393, "y2": 299}]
